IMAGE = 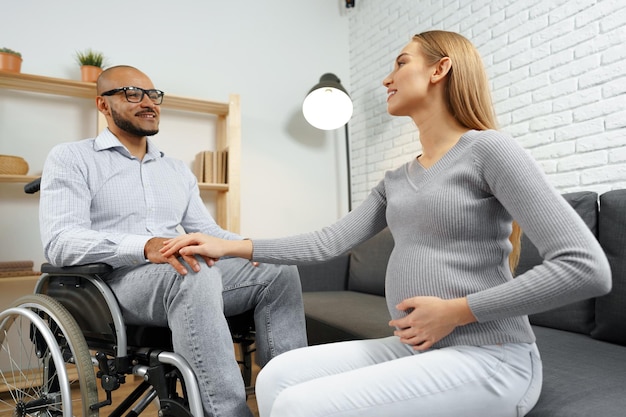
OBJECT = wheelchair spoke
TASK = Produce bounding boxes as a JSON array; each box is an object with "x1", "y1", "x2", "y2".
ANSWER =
[
  {"x1": 1, "y1": 295, "x2": 99, "y2": 417},
  {"x1": 1, "y1": 310, "x2": 65, "y2": 417}
]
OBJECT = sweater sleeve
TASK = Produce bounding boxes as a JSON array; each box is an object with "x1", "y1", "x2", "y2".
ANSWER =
[
  {"x1": 466, "y1": 131, "x2": 611, "y2": 322},
  {"x1": 251, "y1": 180, "x2": 389, "y2": 264}
]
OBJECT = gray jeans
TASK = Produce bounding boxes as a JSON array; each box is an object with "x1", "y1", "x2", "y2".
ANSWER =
[{"x1": 105, "y1": 258, "x2": 307, "y2": 417}]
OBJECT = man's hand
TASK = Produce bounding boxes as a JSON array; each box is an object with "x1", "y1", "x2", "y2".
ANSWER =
[
  {"x1": 145, "y1": 237, "x2": 200, "y2": 275},
  {"x1": 388, "y1": 296, "x2": 476, "y2": 351},
  {"x1": 161, "y1": 233, "x2": 253, "y2": 264}
]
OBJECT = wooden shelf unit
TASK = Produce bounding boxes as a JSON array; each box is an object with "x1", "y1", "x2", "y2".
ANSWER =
[{"x1": 0, "y1": 70, "x2": 240, "y2": 232}]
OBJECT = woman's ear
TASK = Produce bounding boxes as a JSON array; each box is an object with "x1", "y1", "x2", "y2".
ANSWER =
[{"x1": 431, "y1": 57, "x2": 452, "y2": 84}]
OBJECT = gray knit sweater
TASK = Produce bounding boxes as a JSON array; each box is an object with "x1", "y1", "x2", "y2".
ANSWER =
[{"x1": 252, "y1": 130, "x2": 611, "y2": 348}]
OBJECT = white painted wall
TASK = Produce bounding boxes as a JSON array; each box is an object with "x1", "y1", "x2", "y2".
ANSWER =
[
  {"x1": 347, "y1": 0, "x2": 626, "y2": 206},
  {"x1": 0, "y1": 1, "x2": 352, "y2": 268}
]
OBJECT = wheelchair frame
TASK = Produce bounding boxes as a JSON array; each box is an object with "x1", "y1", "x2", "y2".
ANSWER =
[{"x1": 0, "y1": 262, "x2": 256, "y2": 417}]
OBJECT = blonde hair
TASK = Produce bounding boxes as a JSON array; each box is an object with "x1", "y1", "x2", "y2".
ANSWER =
[{"x1": 412, "y1": 30, "x2": 521, "y2": 273}]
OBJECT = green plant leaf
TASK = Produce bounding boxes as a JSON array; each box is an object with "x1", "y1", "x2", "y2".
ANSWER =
[
  {"x1": 0, "y1": 47, "x2": 22, "y2": 57},
  {"x1": 75, "y1": 49, "x2": 105, "y2": 68}
]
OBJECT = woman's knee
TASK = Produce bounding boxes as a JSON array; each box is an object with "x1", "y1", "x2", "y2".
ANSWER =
[
  {"x1": 255, "y1": 357, "x2": 285, "y2": 416},
  {"x1": 257, "y1": 349, "x2": 294, "y2": 387},
  {"x1": 257, "y1": 348, "x2": 307, "y2": 397},
  {"x1": 267, "y1": 385, "x2": 311, "y2": 417}
]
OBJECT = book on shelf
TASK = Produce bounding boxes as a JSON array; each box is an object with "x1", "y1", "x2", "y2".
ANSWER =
[
  {"x1": 222, "y1": 150, "x2": 228, "y2": 183},
  {"x1": 193, "y1": 152, "x2": 205, "y2": 182},
  {"x1": 193, "y1": 151, "x2": 215, "y2": 183},
  {"x1": 216, "y1": 149, "x2": 228, "y2": 184},
  {"x1": 0, "y1": 260, "x2": 39, "y2": 278},
  {"x1": 203, "y1": 151, "x2": 214, "y2": 183},
  {"x1": 193, "y1": 150, "x2": 227, "y2": 184},
  {"x1": 0, "y1": 260, "x2": 34, "y2": 271}
]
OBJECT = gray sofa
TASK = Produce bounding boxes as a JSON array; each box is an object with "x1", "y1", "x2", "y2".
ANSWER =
[{"x1": 297, "y1": 189, "x2": 626, "y2": 417}]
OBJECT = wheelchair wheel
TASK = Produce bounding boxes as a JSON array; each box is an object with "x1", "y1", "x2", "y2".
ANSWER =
[{"x1": 0, "y1": 294, "x2": 99, "y2": 417}]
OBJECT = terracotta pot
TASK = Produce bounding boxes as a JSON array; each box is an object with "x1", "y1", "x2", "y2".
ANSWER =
[
  {"x1": 0, "y1": 52, "x2": 22, "y2": 73},
  {"x1": 80, "y1": 65, "x2": 103, "y2": 83}
]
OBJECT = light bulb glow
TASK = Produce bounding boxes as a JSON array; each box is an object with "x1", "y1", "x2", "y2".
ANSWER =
[{"x1": 302, "y1": 87, "x2": 353, "y2": 130}]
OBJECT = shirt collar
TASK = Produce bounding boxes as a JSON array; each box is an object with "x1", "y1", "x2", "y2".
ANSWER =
[{"x1": 94, "y1": 128, "x2": 164, "y2": 161}]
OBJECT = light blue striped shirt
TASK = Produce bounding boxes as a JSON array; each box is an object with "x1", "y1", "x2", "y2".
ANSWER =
[{"x1": 40, "y1": 128, "x2": 240, "y2": 268}]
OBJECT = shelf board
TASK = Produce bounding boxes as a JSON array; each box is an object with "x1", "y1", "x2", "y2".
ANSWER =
[
  {"x1": 0, "y1": 275, "x2": 40, "y2": 282},
  {"x1": 0, "y1": 71, "x2": 230, "y2": 115},
  {"x1": 198, "y1": 182, "x2": 228, "y2": 191},
  {"x1": 0, "y1": 70, "x2": 95, "y2": 98},
  {"x1": 0, "y1": 174, "x2": 39, "y2": 183}
]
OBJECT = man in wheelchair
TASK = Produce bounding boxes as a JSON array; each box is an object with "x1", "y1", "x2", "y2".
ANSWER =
[{"x1": 38, "y1": 65, "x2": 307, "y2": 417}]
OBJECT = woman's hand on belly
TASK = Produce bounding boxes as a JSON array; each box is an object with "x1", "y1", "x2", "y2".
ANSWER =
[{"x1": 389, "y1": 296, "x2": 477, "y2": 351}]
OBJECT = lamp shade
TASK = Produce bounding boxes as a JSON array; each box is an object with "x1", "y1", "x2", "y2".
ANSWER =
[{"x1": 302, "y1": 73, "x2": 353, "y2": 130}]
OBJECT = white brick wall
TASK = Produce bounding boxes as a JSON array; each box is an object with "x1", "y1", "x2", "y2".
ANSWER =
[{"x1": 347, "y1": 0, "x2": 626, "y2": 205}]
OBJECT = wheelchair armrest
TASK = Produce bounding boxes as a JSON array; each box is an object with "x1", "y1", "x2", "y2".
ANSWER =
[
  {"x1": 41, "y1": 262, "x2": 113, "y2": 275},
  {"x1": 24, "y1": 177, "x2": 41, "y2": 194}
]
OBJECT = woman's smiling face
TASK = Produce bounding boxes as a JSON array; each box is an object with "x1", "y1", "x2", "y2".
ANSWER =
[{"x1": 382, "y1": 41, "x2": 438, "y2": 118}]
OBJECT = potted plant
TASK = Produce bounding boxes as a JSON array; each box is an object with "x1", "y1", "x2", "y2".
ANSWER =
[
  {"x1": 75, "y1": 49, "x2": 106, "y2": 82},
  {"x1": 0, "y1": 47, "x2": 22, "y2": 73}
]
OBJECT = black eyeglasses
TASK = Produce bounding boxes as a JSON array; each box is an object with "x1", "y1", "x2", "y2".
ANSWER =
[{"x1": 101, "y1": 86, "x2": 165, "y2": 105}]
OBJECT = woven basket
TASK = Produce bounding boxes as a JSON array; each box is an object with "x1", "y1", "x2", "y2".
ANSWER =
[{"x1": 0, "y1": 154, "x2": 29, "y2": 175}]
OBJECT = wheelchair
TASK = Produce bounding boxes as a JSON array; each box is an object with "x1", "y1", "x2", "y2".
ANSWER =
[{"x1": 0, "y1": 179, "x2": 256, "y2": 417}]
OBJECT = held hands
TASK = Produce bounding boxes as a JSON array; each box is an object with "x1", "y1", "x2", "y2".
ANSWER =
[
  {"x1": 144, "y1": 237, "x2": 199, "y2": 275},
  {"x1": 388, "y1": 296, "x2": 476, "y2": 351},
  {"x1": 160, "y1": 233, "x2": 226, "y2": 273},
  {"x1": 159, "y1": 233, "x2": 254, "y2": 275}
]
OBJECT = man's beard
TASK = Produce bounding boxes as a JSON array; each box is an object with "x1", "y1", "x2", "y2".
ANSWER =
[{"x1": 111, "y1": 108, "x2": 159, "y2": 137}]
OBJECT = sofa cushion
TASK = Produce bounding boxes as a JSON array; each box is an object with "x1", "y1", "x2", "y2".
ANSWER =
[
  {"x1": 516, "y1": 191, "x2": 598, "y2": 335},
  {"x1": 348, "y1": 228, "x2": 394, "y2": 296},
  {"x1": 592, "y1": 189, "x2": 626, "y2": 346},
  {"x1": 527, "y1": 325, "x2": 626, "y2": 417},
  {"x1": 298, "y1": 255, "x2": 351, "y2": 292},
  {"x1": 302, "y1": 291, "x2": 394, "y2": 345}
]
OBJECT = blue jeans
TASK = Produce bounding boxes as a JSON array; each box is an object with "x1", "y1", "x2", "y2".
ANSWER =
[
  {"x1": 256, "y1": 337, "x2": 542, "y2": 417},
  {"x1": 105, "y1": 258, "x2": 307, "y2": 417}
]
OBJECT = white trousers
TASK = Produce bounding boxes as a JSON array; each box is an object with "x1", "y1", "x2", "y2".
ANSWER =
[{"x1": 256, "y1": 336, "x2": 542, "y2": 417}]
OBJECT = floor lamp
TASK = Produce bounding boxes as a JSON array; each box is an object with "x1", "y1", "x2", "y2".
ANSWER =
[{"x1": 302, "y1": 73, "x2": 354, "y2": 211}]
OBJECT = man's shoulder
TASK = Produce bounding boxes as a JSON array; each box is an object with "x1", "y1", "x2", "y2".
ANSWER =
[
  {"x1": 50, "y1": 138, "x2": 96, "y2": 153},
  {"x1": 46, "y1": 138, "x2": 96, "y2": 162}
]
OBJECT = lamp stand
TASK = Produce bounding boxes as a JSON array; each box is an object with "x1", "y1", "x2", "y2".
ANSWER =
[{"x1": 344, "y1": 123, "x2": 352, "y2": 212}]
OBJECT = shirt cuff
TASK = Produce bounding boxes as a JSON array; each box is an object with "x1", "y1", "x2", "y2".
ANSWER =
[{"x1": 116, "y1": 235, "x2": 152, "y2": 266}]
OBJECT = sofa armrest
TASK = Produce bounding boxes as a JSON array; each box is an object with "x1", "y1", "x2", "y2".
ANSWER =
[{"x1": 297, "y1": 254, "x2": 350, "y2": 292}]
